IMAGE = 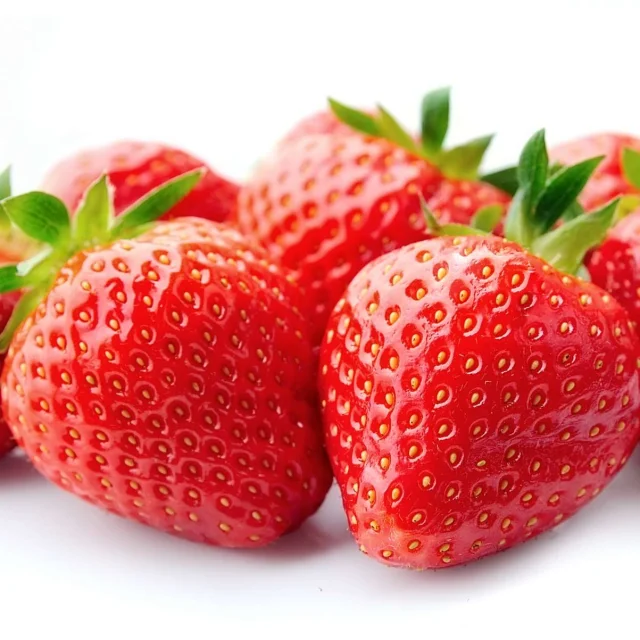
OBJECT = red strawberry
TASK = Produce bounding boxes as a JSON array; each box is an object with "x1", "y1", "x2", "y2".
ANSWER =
[
  {"x1": 279, "y1": 110, "x2": 357, "y2": 145},
  {"x1": 0, "y1": 167, "x2": 40, "y2": 459},
  {"x1": 319, "y1": 130, "x2": 640, "y2": 569},
  {"x1": 586, "y1": 208, "x2": 640, "y2": 328},
  {"x1": 0, "y1": 290, "x2": 21, "y2": 457},
  {"x1": 237, "y1": 89, "x2": 509, "y2": 343},
  {"x1": 0, "y1": 172, "x2": 331, "y2": 546},
  {"x1": 550, "y1": 133, "x2": 640, "y2": 210},
  {"x1": 41, "y1": 140, "x2": 239, "y2": 222},
  {"x1": 428, "y1": 179, "x2": 510, "y2": 232}
]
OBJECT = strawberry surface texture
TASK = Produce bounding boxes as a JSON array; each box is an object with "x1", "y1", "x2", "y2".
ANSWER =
[
  {"x1": 319, "y1": 235, "x2": 640, "y2": 569},
  {"x1": 41, "y1": 140, "x2": 239, "y2": 222},
  {"x1": 2, "y1": 218, "x2": 332, "y2": 547}
]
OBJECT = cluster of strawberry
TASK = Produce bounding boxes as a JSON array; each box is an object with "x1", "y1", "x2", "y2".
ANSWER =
[{"x1": 1, "y1": 88, "x2": 640, "y2": 570}]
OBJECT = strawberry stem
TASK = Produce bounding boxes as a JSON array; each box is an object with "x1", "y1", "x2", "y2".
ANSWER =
[{"x1": 328, "y1": 88, "x2": 494, "y2": 180}]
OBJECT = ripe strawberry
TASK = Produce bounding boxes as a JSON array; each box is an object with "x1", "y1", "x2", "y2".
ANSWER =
[
  {"x1": 0, "y1": 167, "x2": 39, "y2": 459},
  {"x1": 586, "y1": 206, "x2": 640, "y2": 328},
  {"x1": 237, "y1": 88, "x2": 509, "y2": 342},
  {"x1": 0, "y1": 290, "x2": 21, "y2": 457},
  {"x1": 427, "y1": 179, "x2": 510, "y2": 234},
  {"x1": 550, "y1": 133, "x2": 640, "y2": 210},
  {"x1": 41, "y1": 140, "x2": 239, "y2": 223},
  {"x1": 279, "y1": 110, "x2": 357, "y2": 145},
  {"x1": 0, "y1": 172, "x2": 331, "y2": 546},
  {"x1": 319, "y1": 130, "x2": 640, "y2": 569}
]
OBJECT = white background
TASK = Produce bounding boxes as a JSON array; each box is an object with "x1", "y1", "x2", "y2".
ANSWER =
[{"x1": 2, "y1": 2, "x2": 640, "y2": 638}]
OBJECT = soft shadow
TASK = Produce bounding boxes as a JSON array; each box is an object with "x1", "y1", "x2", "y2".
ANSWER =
[
  {"x1": 248, "y1": 517, "x2": 354, "y2": 564},
  {"x1": 0, "y1": 451, "x2": 43, "y2": 487}
]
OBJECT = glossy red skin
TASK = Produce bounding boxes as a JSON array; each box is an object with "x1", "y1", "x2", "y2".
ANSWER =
[
  {"x1": 41, "y1": 141, "x2": 239, "y2": 222},
  {"x1": 319, "y1": 236, "x2": 640, "y2": 569},
  {"x1": 550, "y1": 133, "x2": 640, "y2": 210},
  {"x1": 279, "y1": 111, "x2": 358, "y2": 146},
  {"x1": 428, "y1": 179, "x2": 511, "y2": 233},
  {"x1": 2, "y1": 219, "x2": 332, "y2": 546},
  {"x1": 587, "y1": 210, "x2": 640, "y2": 329},
  {"x1": 237, "y1": 133, "x2": 444, "y2": 343},
  {"x1": 0, "y1": 291, "x2": 21, "y2": 458}
]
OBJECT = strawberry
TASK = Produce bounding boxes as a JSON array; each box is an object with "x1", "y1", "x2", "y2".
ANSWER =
[
  {"x1": 319, "y1": 130, "x2": 640, "y2": 569},
  {"x1": 0, "y1": 167, "x2": 39, "y2": 459},
  {"x1": 0, "y1": 290, "x2": 21, "y2": 457},
  {"x1": 550, "y1": 133, "x2": 640, "y2": 210},
  {"x1": 0, "y1": 172, "x2": 331, "y2": 546},
  {"x1": 279, "y1": 110, "x2": 357, "y2": 145},
  {"x1": 41, "y1": 140, "x2": 239, "y2": 223},
  {"x1": 586, "y1": 204, "x2": 640, "y2": 329},
  {"x1": 237, "y1": 88, "x2": 509, "y2": 343}
]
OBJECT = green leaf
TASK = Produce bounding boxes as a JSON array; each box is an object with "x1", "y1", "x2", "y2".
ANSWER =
[
  {"x1": 549, "y1": 161, "x2": 565, "y2": 177},
  {"x1": 328, "y1": 98, "x2": 381, "y2": 137},
  {"x1": 0, "y1": 284, "x2": 50, "y2": 352},
  {"x1": 532, "y1": 198, "x2": 619, "y2": 275},
  {"x1": 534, "y1": 155, "x2": 604, "y2": 231},
  {"x1": 471, "y1": 205, "x2": 504, "y2": 233},
  {"x1": 438, "y1": 134, "x2": 494, "y2": 180},
  {"x1": 1, "y1": 192, "x2": 71, "y2": 247},
  {"x1": 615, "y1": 194, "x2": 640, "y2": 223},
  {"x1": 375, "y1": 105, "x2": 420, "y2": 154},
  {"x1": 0, "y1": 167, "x2": 12, "y2": 231},
  {"x1": 561, "y1": 200, "x2": 585, "y2": 222},
  {"x1": 0, "y1": 265, "x2": 22, "y2": 293},
  {"x1": 622, "y1": 147, "x2": 640, "y2": 189},
  {"x1": 111, "y1": 168, "x2": 204, "y2": 239},
  {"x1": 420, "y1": 87, "x2": 450, "y2": 156},
  {"x1": 517, "y1": 129, "x2": 548, "y2": 215},
  {"x1": 74, "y1": 175, "x2": 113, "y2": 247},
  {"x1": 0, "y1": 166, "x2": 11, "y2": 200},
  {"x1": 480, "y1": 166, "x2": 519, "y2": 196},
  {"x1": 504, "y1": 190, "x2": 535, "y2": 247}
]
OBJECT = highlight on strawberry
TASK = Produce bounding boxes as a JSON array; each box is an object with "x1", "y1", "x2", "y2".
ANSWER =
[
  {"x1": 0, "y1": 170, "x2": 332, "y2": 547},
  {"x1": 319, "y1": 129, "x2": 640, "y2": 569},
  {"x1": 236, "y1": 88, "x2": 510, "y2": 344}
]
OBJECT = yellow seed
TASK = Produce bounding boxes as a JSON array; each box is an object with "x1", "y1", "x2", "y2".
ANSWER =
[{"x1": 436, "y1": 267, "x2": 447, "y2": 280}]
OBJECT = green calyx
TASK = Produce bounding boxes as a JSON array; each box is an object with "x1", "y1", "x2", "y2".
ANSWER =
[
  {"x1": 424, "y1": 129, "x2": 620, "y2": 276},
  {"x1": 328, "y1": 87, "x2": 493, "y2": 180},
  {"x1": 0, "y1": 168, "x2": 203, "y2": 350}
]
